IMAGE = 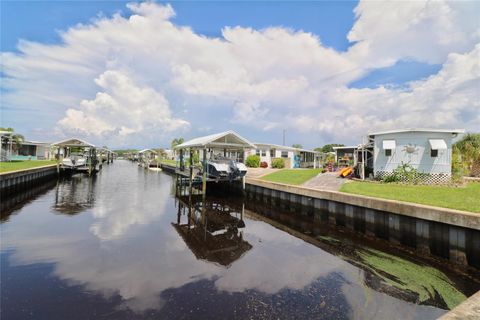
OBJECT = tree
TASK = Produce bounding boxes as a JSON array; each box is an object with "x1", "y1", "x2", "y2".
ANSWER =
[
  {"x1": 453, "y1": 133, "x2": 480, "y2": 176},
  {"x1": 320, "y1": 143, "x2": 345, "y2": 153},
  {"x1": 170, "y1": 137, "x2": 185, "y2": 149},
  {"x1": 0, "y1": 127, "x2": 24, "y2": 150},
  {"x1": 291, "y1": 144, "x2": 303, "y2": 149}
]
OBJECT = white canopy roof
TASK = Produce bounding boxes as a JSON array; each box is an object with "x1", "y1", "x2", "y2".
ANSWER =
[
  {"x1": 138, "y1": 148, "x2": 157, "y2": 154},
  {"x1": 382, "y1": 140, "x2": 396, "y2": 150},
  {"x1": 370, "y1": 128, "x2": 465, "y2": 136},
  {"x1": 429, "y1": 139, "x2": 447, "y2": 150},
  {"x1": 175, "y1": 131, "x2": 255, "y2": 150},
  {"x1": 52, "y1": 138, "x2": 95, "y2": 148}
]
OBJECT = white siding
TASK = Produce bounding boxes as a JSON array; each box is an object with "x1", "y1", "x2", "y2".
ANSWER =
[
  {"x1": 246, "y1": 147, "x2": 295, "y2": 168},
  {"x1": 373, "y1": 131, "x2": 454, "y2": 176}
]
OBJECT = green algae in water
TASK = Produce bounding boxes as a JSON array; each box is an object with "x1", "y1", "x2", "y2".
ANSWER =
[
  {"x1": 357, "y1": 248, "x2": 466, "y2": 309},
  {"x1": 316, "y1": 235, "x2": 341, "y2": 243}
]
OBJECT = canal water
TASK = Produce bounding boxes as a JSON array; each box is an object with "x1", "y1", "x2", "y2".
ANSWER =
[{"x1": 1, "y1": 160, "x2": 479, "y2": 320}]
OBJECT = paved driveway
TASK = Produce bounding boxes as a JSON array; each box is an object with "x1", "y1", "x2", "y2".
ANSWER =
[{"x1": 301, "y1": 171, "x2": 346, "y2": 191}]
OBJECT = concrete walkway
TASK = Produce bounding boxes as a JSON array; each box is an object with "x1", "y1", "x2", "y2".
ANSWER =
[
  {"x1": 246, "y1": 168, "x2": 279, "y2": 178},
  {"x1": 301, "y1": 172, "x2": 346, "y2": 191}
]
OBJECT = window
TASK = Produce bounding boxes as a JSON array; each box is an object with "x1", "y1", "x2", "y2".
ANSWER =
[
  {"x1": 261, "y1": 150, "x2": 266, "y2": 157},
  {"x1": 255, "y1": 150, "x2": 260, "y2": 156},
  {"x1": 270, "y1": 149, "x2": 275, "y2": 157},
  {"x1": 385, "y1": 149, "x2": 392, "y2": 157},
  {"x1": 431, "y1": 149, "x2": 438, "y2": 157},
  {"x1": 281, "y1": 151, "x2": 289, "y2": 158}
]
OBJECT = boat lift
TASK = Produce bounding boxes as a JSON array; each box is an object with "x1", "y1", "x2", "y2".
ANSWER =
[
  {"x1": 52, "y1": 138, "x2": 101, "y2": 175},
  {"x1": 174, "y1": 131, "x2": 255, "y2": 197}
]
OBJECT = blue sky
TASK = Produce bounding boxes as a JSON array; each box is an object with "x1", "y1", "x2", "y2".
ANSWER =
[{"x1": 1, "y1": 1, "x2": 478, "y2": 148}]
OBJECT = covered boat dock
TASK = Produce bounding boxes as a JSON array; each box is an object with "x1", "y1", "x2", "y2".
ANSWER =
[
  {"x1": 174, "y1": 131, "x2": 255, "y2": 195},
  {"x1": 52, "y1": 138, "x2": 100, "y2": 175}
]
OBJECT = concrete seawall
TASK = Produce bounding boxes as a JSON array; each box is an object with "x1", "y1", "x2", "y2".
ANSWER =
[
  {"x1": 245, "y1": 178, "x2": 480, "y2": 269},
  {"x1": 0, "y1": 165, "x2": 58, "y2": 194},
  {"x1": 246, "y1": 178, "x2": 479, "y2": 230},
  {"x1": 439, "y1": 290, "x2": 480, "y2": 319}
]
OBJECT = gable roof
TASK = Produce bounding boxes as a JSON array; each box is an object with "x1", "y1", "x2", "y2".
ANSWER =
[
  {"x1": 175, "y1": 131, "x2": 255, "y2": 149},
  {"x1": 138, "y1": 148, "x2": 157, "y2": 154},
  {"x1": 369, "y1": 128, "x2": 465, "y2": 136},
  {"x1": 52, "y1": 138, "x2": 95, "y2": 147}
]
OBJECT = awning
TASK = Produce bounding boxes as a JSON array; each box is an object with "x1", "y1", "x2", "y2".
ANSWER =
[
  {"x1": 382, "y1": 140, "x2": 396, "y2": 150},
  {"x1": 429, "y1": 139, "x2": 447, "y2": 150}
]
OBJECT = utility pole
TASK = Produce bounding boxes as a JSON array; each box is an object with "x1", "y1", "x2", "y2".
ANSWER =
[{"x1": 282, "y1": 129, "x2": 286, "y2": 146}]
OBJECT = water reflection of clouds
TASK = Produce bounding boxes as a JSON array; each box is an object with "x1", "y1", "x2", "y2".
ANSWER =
[
  {"x1": 4, "y1": 193, "x2": 348, "y2": 313},
  {"x1": 215, "y1": 219, "x2": 346, "y2": 294},
  {"x1": 88, "y1": 177, "x2": 171, "y2": 241},
  {"x1": 2, "y1": 166, "x2": 447, "y2": 317}
]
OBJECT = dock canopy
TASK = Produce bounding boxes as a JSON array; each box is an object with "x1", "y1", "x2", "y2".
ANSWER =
[
  {"x1": 138, "y1": 149, "x2": 157, "y2": 154},
  {"x1": 175, "y1": 131, "x2": 255, "y2": 150},
  {"x1": 53, "y1": 138, "x2": 95, "y2": 148},
  {"x1": 429, "y1": 139, "x2": 447, "y2": 150}
]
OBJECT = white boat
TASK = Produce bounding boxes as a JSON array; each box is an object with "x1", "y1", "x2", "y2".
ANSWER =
[
  {"x1": 62, "y1": 153, "x2": 87, "y2": 169},
  {"x1": 207, "y1": 155, "x2": 247, "y2": 180}
]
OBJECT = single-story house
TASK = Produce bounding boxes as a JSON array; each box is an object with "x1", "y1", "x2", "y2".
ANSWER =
[
  {"x1": 367, "y1": 128, "x2": 464, "y2": 182},
  {"x1": 164, "y1": 149, "x2": 175, "y2": 160},
  {"x1": 246, "y1": 143, "x2": 320, "y2": 168},
  {"x1": 14, "y1": 141, "x2": 52, "y2": 160}
]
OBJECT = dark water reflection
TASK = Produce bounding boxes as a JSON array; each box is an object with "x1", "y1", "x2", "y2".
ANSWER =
[{"x1": 1, "y1": 161, "x2": 478, "y2": 320}]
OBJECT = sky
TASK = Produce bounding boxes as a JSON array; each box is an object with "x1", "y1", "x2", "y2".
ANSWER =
[{"x1": 1, "y1": 1, "x2": 479, "y2": 149}]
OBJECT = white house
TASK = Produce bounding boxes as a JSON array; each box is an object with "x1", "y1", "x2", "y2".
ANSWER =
[
  {"x1": 246, "y1": 143, "x2": 319, "y2": 168},
  {"x1": 368, "y1": 128, "x2": 464, "y2": 182}
]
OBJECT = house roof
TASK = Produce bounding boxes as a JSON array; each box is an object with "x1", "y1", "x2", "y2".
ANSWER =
[
  {"x1": 22, "y1": 140, "x2": 51, "y2": 146},
  {"x1": 52, "y1": 138, "x2": 95, "y2": 148},
  {"x1": 175, "y1": 131, "x2": 255, "y2": 149},
  {"x1": 254, "y1": 143, "x2": 320, "y2": 154},
  {"x1": 368, "y1": 128, "x2": 465, "y2": 136},
  {"x1": 332, "y1": 146, "x2": 358, "y2": 151}
]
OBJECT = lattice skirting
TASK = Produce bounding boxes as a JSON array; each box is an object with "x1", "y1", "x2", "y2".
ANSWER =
[
  {"x1": 375, "y1": 171, "x2": 451, "y2": 184},
  {"x1": 471, "y1": 161, "x2": 480, "y2": 177}
]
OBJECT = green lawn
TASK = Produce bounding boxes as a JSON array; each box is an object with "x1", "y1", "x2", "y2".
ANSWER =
[
  {"x1": 261, "y1": 169, "x2": 323, "y2": 185},
  {"x1": 0, "y1": 160, "x2": 58, "y2": 173},
  {"x1": 340, "y1": 181, "x2": 480, "y2": 213},
  {"x1": 160, "y1": 159, "x2": 178, "y2": 166}
]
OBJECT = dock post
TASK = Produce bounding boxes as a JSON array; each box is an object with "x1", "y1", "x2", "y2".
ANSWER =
[
  {"x1": 189, "y1": 149, "x2": 193, "y2": 195},
  {"x1": 202, "y1": 148, "x2": 207, "y2": 198}
]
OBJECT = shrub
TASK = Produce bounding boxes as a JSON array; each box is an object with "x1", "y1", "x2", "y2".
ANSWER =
[
  {"x1": 271, "y1": 158, "x2": 285, "y2": 169},
  {"x1": 246, "y1": 155, "x2": 260, "y2": 168},
  {"x1": 260, "y1": 161, "x2": 268, "y2": 168},
  {"x1": 381, "y1": 162, "x2": 420, "y2": 184}
]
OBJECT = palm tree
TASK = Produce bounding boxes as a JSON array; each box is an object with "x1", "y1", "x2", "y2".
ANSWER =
[
  {"x1": 453, "y1": 133, "x2": 480, "y2": 176},
  {"x1": 170, "y1": 137, "x2": 184, "y2": 149},
  {"x1": 0, "y1": 127, "x2": 24, "y2": 150}
]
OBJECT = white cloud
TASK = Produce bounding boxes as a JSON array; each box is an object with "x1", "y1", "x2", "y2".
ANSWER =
[
  {"x1": 347, "y1": 0, "x2": 480, "y2": 67},
  {"x1": 57, "y1": 70, "x2": 190, "y2": 137},
  {"x1": 1, "y1": 1, "x2": 479, "y2": 147}
]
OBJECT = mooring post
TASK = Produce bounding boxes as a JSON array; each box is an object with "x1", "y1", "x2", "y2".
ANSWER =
[
  {"x1": 179, "y1": 149, "x2": 184, "y2": 172},
  {"x1": 189, "y1": 149, "x2": 193, "y2": 195},
  {"x1": 202, "y1": 148, "x2": 207, "y2": 198}
]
